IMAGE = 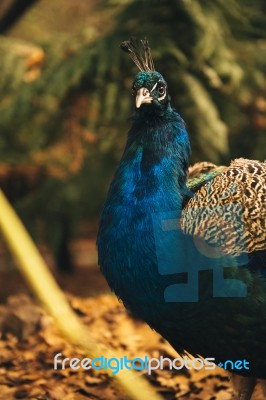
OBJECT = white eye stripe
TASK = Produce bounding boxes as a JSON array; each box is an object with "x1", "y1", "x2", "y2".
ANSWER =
[{"x1": 150, "y1": 82, "x2": 158, "y2": 93}]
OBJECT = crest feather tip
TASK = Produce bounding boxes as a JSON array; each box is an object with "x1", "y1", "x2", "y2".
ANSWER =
[{"x1": 120, "y1": 37, "x2": 155, "y2": 72}]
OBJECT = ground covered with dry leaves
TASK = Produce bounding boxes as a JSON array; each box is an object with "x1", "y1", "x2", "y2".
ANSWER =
[{"x1": 0, "y1": 292, "x2": 264, "y2": 400}]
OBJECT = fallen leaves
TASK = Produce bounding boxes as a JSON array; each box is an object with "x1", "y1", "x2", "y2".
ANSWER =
[{"x1": 0, "y1": 293, "x2": 265, "y2": 399}]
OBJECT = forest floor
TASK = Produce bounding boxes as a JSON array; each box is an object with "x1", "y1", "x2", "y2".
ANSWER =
[{"x1": 0, "y1": 239, "x2": 264, "y2": 400}]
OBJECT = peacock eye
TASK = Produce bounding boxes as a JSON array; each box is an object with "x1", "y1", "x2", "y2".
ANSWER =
[{"x1": 158, "y1": 85, "x2": 166, "y2": 96}]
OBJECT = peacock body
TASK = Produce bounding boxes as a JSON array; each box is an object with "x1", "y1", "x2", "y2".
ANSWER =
[{"x1": 97, "y1": 38, "x2": 266, "y2": 399}]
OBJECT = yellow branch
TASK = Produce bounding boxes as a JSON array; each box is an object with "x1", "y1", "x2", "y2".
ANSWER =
[{"x1": 0, "y1": 189, "x2": 163, "y2": 400}]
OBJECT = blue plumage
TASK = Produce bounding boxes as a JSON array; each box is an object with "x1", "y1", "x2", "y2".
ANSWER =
[{"x1": 97, "y1": 39, "x2": 266, "y2": 398}]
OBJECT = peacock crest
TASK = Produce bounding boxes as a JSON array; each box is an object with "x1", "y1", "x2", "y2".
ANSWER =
[{"x1": 120, "y1": 37, "x2": 155, "y2": 72}]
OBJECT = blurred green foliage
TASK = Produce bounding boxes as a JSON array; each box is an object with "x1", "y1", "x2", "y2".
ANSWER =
[{"x1": 0, "y1": 0, "x2": 265, "y2": 267}]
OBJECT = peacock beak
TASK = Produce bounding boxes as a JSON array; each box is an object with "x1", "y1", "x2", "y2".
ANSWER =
[{"x1": 136, "y1": 87, "x2": 153, "y2": 108}]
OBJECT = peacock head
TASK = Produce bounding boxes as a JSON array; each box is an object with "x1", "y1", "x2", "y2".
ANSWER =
[
  {"x1": 132, "y1": 71, "x2": 169, "y2": 110},
  {"x1": 120, "y1": 37, "x2": 170, "y2": 113}
]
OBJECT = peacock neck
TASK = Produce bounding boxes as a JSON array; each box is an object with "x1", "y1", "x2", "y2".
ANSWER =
[{"x1": 110, "y1": 106, "x2": 191, "y2": 213}]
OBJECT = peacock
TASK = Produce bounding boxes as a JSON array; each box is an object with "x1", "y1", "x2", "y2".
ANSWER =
[{"x1": 97, "y1": 38, "x2": 266, "y2": 400}]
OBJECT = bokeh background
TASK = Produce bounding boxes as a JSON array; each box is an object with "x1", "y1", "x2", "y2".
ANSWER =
[{"x1": 0, "y1": 0, "x2": 265, "y2": 291}]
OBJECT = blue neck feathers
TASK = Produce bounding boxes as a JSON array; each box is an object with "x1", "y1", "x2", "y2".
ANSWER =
[
  {"x1": 98, "y1": 105, "x2": 191, "y2": 318},
  {"x1": 107, "y1": 105, "x2": 191, "y2": 213}
]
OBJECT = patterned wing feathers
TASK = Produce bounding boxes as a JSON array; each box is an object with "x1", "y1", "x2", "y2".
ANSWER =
[{"x1": 182, "y1": 158, "x2": 266, "y2": 255}]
